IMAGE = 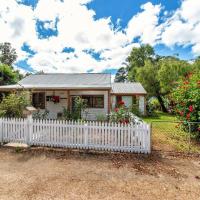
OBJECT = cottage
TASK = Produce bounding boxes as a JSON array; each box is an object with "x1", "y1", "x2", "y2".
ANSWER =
[{"x1": 0, "y1": 73, "x2": 147, "y2": 120}]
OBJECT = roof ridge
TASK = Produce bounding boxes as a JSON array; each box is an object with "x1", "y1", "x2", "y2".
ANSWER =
[
  {"x1": 30, "y1": 73, "x2": 111, "y2": 75},
  {"x1": 112, "y1": 82, "x2": 141, "y2": 84}
]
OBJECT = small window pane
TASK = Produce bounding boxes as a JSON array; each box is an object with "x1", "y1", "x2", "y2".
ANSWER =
[{"x1": 82, "y1": 95, "x2": 104, "y2": 108}]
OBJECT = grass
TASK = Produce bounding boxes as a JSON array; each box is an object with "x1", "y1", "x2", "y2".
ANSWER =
[{"x1": 142, "y1": 112, "x2": 200, "y2": 153}]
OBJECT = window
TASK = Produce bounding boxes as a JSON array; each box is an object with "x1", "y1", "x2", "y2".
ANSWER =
[
  {"x1": 32, "y1": 92, "x2": 45, "y2": 109},
  {"x1": 82, "y1": 95, "x2": 104, "y2": 108}
]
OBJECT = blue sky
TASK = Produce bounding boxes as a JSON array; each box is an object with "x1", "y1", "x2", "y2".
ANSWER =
[{"x1": 0, "y1": 0, "x2": 200, "y2": 75}]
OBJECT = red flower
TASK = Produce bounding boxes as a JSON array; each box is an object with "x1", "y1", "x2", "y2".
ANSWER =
[
  {"x1": 114, "y1": 108, "x2": 119, "y2": 112},
  {"x1": 179, "y1": 111, "x2": 184, "y2": 116},
  {"x1": 184, "y1": 80, "x2": 189, "y2": 85},
  {"x1": 197, "y1": 127, "x2": 200, "y2": 132},
  {"x1": 189, "y1": 105, "x2": 193, "y2": 112},
  {"x1": 186, "y1": 113, "x2": 190, "y2": 120},
  {"x1": 119, "y1": 101, "x2": 125, "y2": 105},
  {"x1": 125, "y1": 119, "x2": 129, "y2": 124}
]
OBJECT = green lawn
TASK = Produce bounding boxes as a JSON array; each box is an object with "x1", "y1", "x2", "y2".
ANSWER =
[{"x1": 142, "y1": 112, "x2": 200, "y2": 153}]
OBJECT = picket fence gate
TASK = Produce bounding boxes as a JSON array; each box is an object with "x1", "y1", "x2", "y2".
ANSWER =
[{"x1": 0, "y1": 117, "x2": 151, "y2": 154}]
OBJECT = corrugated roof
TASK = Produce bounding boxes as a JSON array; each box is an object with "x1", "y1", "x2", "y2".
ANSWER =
[
  {"x1": 17, "y1": 73, "x2": 111, "y2": 89},
  {"x1": 111, "y1": 82, "x2": 147, "y2": 94}
]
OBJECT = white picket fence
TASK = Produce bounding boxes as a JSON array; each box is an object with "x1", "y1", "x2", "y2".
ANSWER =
[{"x1": 0, "y1": 117, "x2": 151, "y2": 154}]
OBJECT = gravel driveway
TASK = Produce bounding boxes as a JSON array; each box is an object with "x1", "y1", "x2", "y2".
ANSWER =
[{"x1": 0, "y1": 147, "x2": 200, "y2": 200}]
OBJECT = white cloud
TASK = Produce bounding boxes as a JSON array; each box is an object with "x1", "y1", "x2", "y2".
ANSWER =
[
  {"x1": 126, "y1": 2, "x2": 162, "y2": 45},
  {"x1": 161, "y1": 0, "x2": 200, "y2": 54},
  {"x1": 1, "y1": 0, "x2": 200, "y2": 75},
  {"x1": 0, "y1": 0, "x2": 37, "y2": 60}
]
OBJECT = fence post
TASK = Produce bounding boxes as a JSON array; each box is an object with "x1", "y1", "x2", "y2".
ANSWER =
[
  {"x1": 0, "y1": 118, "x2": 2, "y2": 145},
  {"x1": 27, "y1": 115, "x2": 33, "y2": 146},
  {"x1": 84, "y1": 123, "x2": 88, "y2": 148},
  {"x1": 188, "y1": 123, "x2": 191, "y2": 153},
  {"x1": 149, "y1": 122, "x2": 152, "y2": 154},
  {"x1": 146, "y1": 123, "x2": 152, "y2": 154}
]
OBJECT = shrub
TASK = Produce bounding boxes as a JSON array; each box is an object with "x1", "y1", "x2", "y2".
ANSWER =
[
  {"x1": 148, "y1": 98, "x2": 160, "y2": 111},
  {"x1": 0, "y1": 91, "x2": 30, "y2": 118},
  {"x1": 96, "y1": 114, "x2": 106, "y2": 121},
  {"x1": 130, "y1": 104, "x2": 141, "y2": 117},
  {"x1": 72, "y1": 96, "x2": 87, "y2": 120},
  {"x1": 171, "y1": 72, "x2": 200, "y2": 134},
  {"x1": 61, "y1": 107, "x2": 71, "y2": 120},
  {"x1": 110, "y1": 101, "x2": 132, "y2": 124}
]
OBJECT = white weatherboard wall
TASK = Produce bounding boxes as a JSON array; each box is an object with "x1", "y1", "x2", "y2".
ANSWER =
[
  {"x1": 34, "y1": 90, "x2": 68, "y2": 119},
  {"x1": 139, "y1": 96, "x2": 145, "y2": 115},
  {"x1": 70, "y1": 90, "x2": 108, "y2": 120},
  {"x1": 46, "y1": 91, "x2": 68, "y2": 119}
]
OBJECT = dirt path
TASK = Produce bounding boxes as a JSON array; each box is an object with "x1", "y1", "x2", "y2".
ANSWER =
[{"x1": 0, "y1": 147, "x2": 200, "y2": 200}]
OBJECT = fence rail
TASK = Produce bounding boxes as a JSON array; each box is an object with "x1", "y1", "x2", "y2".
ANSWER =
[{"x1": 0, "y1": 117, "x2": 151, "y2": 154}]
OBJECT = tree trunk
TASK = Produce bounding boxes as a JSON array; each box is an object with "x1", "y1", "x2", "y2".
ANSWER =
[{"x1": 156, "y1": 95, "x2": 168, "y2": 113}]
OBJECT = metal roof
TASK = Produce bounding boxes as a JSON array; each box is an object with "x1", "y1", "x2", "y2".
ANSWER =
[
  {"x1": 0, "y1": 74, "x2": 147, "y2": 94},
  {"x1": 111, "y1": 82, "x2": 147, "y2": 94},
  {"x1": 16, "y1": 73, "x2": 111, "y2": 89}
]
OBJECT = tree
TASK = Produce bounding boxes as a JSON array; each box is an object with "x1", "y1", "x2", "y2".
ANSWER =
[
  {"x1": 0, "y1": 42, "x2": 17, "y2": 66},
  {"x1": 135, "y1": 57, "x2": 193, "y2": 112},
  {"x1": 0, "y1": 43, "x2": 22, "y2": 85},
  {"x1": 114, "y1": 67, "x2": 127, "y2": 82},
  {"x1": 157, "y1": 57, "x2": 191, "y2": 95},
  {"x1": 127, "y1": 44, "x2": 155, "y2": 81},
  {"x1": 0, "y1": 64, "x2": 22, "y2": 85},
  {"x1": 192, "y1": 57, "x2": 200, "y2": 72},
  {"x1": 135, "y1": 60, "x2": 169, "y2": 111}
]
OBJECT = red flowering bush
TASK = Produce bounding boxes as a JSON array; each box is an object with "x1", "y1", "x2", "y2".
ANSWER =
[
  {"x1": 110, "y1": 101, "x2": 132, "y2": 124},
  {"x1": 172, "y1": 71, "x2": 200, "y2": 134}
]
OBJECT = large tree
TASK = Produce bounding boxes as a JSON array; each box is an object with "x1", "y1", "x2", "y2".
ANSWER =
[
  {"x1": 0, "y1": 43, "x2": 22, "y2": 85},
  {"x1": 127, "y1": 44, "x2": 155, "y2": 81},
  {"x1": 115, "y1": 44, "x2": 197, "y2": 112},
  {"x1": 135, "y1": 57, "x2": 192, "y2": 112},
  {"x1": 0, "y1": 42, "x2": 17, "y2": 66}
]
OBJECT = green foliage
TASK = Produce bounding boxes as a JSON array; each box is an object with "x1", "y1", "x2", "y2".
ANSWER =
[
  {"x1": 110, "y1": 101, "x2": 132, "y2": 123},
  {"x1": 0, "y1": 91, "x2": 30, "y2": 118},
  {"x1": 134, "y1": 55, "x2": 194, "y2": 112},
  {"x1": 157, "y1": 57, "x2": 191, "y2": 94},
  {"x1": 127, "y1": 44, "x2": 155, "y2": 81},
  {"x1": 72, "y1": 96, "x2": 87, "y2": 120},
  {"x1": 172, "y1": 72, "x2": 200, "y2": 133},
  {"x1": 61, "y1": 107, "x2": 71, "y2": 120},
  {"x1": 115, "y1": 45, "x2": 200, "y2": 113},
  {"x1": 148, "y1": 98, "x2": 160, "y2": 111},
  {"x1": 0, "y1": 42, "x2": 17, "y2": 66},
  {"x1": 0, "y1": 64, "x2": 22, "y2": 85},
  {"x1": 130, "y1": 104, "x2": 141, "y2": 117},
  {"x1": 114, "y1": 67, "x2": 127, "y2": 82},
  {"x1": 96, "y1": 114, "x2": 107, "y2": 121}
]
